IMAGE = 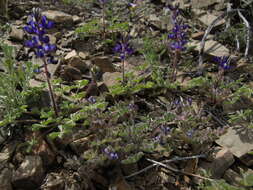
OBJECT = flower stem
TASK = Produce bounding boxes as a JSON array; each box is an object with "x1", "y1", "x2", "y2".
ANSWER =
[
  {"x1": 122, "y1": 59, "x2": 125, "y2": 85},
  {"x1": 42, "y1": 58, "x2": 59, "y2": 117},
  {"x1": 102, "y1": 3, "x2": 106, "y2": 40},
  {"x1": 171, "y1": 50, "x2": 180, "y2": 81}
]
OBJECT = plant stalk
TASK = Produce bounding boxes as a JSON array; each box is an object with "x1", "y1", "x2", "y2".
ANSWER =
[
  {"x1": 171, "y1": 50, "x2": 180, "y2": 81},
  {"x1": 42, "y1": 58, "x2": 59, "y2": 117},
  {"x1": 102, "y1": 2, "x2": 106, "y2": 40}
]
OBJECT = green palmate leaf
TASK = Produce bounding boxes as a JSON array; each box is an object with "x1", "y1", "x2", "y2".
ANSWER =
[
  {"x1": 75, "y1": 19, "x2": 101, "y2": 36},
  {"x1": 74, "y1": 79, "x2": 89, "y2": 88},
  {"x1": 72, "y1": 92, "x2": 86, "y2": 100},
  {"x1": 187, "y1": 76, "x2": 209, "y2": 89},
  {"x1": 110, "y1": 85, "x2": 126, "y2": 96},
  {"x1": 48, "y1": 132, "x2": 61, "y2": 140},
  {"x1": 108, "y1": 22, "x2": 129, "y2": 32}
]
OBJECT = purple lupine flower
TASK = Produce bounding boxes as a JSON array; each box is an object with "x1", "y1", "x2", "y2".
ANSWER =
[
  {"x1": 187, "y1": 97, "x2": 192, "y2": 106},
  {"x1": 213, "y1": 56, "x2": 231, "y2": 70},
  {"x1": 24, "y1": 8, "x2": 57, "y2": 64},
  {"x1": 99, "y1": 0, "x2": 108, "y2": 4},
  {"x1": 87, "y1": 96, "x2": 96, "y2": 104},
  {"x1": 168, "y1": 4, "x2": 189, "y2": 51},
  {"x1": 160, "y1": 125, "x2": 171, "y2": 135},
  {"x1": 128, "y1": 103, "x2": 138, "y2": 111},
  {"x1": 104, "y1": 147, "x2": 118, "y2": 160},
  {"x1": 186, "y1": 129, "x2": 195, "y2": 138},
  {"x1": 113, "y1": 41, "x2": 134, "y2": 60}
]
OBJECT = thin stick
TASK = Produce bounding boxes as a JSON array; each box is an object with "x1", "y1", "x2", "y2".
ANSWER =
[
  {"x1": 102, "y1": 2, "x2": 106, "y2": 40},
  {"x1": 125, "y1": 154, "x2": 206, "y2": 179},
  {"x1": 225, "y1": 3, "x2": 232, "y2": 31},
  {"x1": 198, "y1": 9, "x2": 241, "y2": 74},
  {"x1": 237, "y1": 10, "x2": 251, "y2": 57},
  {"x1": 147, "y1": 158, "x2": 214, "y2": 181}
]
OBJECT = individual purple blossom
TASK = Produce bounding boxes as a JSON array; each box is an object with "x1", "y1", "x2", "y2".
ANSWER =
[
  {"x1": 213, "y1": 56, "x2": 231, "y2": 70},
  {"x1": 104, "y1": 147, "x2": 118, "y2": 160},
  {"x1": 160, "y1": 125, "x2": 171, "y2": 135},
  {"x1": 128, "y1": 103, "x2": 138, "y2": 111},
  {"x1": 87, "y1": 96, "x2": 96, "y2": 104},
  {"x1": 186, "y1": 129, "x2": 195, "y2": 138}
]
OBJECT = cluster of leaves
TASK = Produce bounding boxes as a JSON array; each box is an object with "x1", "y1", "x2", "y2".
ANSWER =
[{"x1": 0, "y1": 43, "x2": 38, "y2": 126}]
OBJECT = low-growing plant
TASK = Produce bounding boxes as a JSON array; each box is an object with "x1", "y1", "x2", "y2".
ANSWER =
[{"x1": 0, "y1": 43, "x2": 37, "y2": 127}]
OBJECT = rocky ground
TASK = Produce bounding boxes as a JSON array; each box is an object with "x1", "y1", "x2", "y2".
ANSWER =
[{"x1": 0, "y1": 0, "x2": 253, "y2": 189}]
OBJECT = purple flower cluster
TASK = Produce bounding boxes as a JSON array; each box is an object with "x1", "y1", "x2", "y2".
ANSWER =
[
  {"x1": 213, "y1": 56, "x2": 230, "y2": 70},
  {"x1": 23, "y1": 8, "x2": 57, "y2": 64},
  {"x1": 99, "y1": 0, "x2": 108, "y2": 4},
  {"x1": 168, "y1": 4, "x2": 189, "y2": 51},
  {"x1": 113, "y1": 38, "x2": 134, "y2": 60},
  {"x1": 104, "y1": 147, "x2": 118, "y2": 160}
]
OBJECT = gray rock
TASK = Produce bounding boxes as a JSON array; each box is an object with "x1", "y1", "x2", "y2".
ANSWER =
[
  {"x1": 191, "y1": 0, "x2": 223, "y2": 8},
  {"x1": 224, "y1": 168, "x2": 253, "y2": 187},
  {"x1": 102, "y1": 72, "x2": 121, "y2": 87},
  {"x1": 41, "y1": 172, "x2": 65, "y2": 190},
  {"x1": 199, "y1": 148, "x2": 234, "y2": 178},
  {"x1": 68, "y1": 56, "x2": 89, "y2": 74},
  {"x1": 60, "y1": 65, "x2": 82, "y2": 81},
  {"x1": 42, "y1": 10, "x2": 73, "y2": 24},
  {"x1": 9, "y1": 26, "x2": 24, "y2": 41},
  {"x1": 0, "y1": 168, "x2": 13, "y2": 190},
  {"x1": 78, "y1": 51, "x2": 90, "y2": 60},
  {"x1": 12, "y1": 156, "x2": 45, "y2": 189},
  {"x1": 216, "y1": 127, "x2": 253, "y2": 164},
  {"x1": 92, "y1": 56, "x2": 116, "y2": 73},
  {"x1": 188, "y1": 40, "x2": 230, "y2": 57},
  {"x1": 72, "y1": 15, "x2": 82, "y2": 24},
  {"x1": 198, "y1": 13, "x2": 225, "y2": 28},
  {"x1": 64, "y1": 50, "x2": 77, "y2": 61}
]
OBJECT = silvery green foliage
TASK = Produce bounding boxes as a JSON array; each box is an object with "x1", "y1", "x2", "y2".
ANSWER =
[{"x1": 0, "y1": 43, "x2": 36, "y2": 126}]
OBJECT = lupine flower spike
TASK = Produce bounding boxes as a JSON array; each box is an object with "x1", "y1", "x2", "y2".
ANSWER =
[
  {"x1": 168, "y1": 3, "x2": 189, "y2": 81},
  {"x1": 213, "y1": 56, "x2": 231, "y2": 70},
  {"x1": 24, "y1": 8, "x2": 59, "y2": 116},
  {"x1": 104, "y1": 147, "x2": 118, "y2": 160},
  {"x1": 213, "y1": 56, "x2": 231, "y2": 84},
  {"x1": 113, "y1": 36, "x2": 134, "y2": 85}
]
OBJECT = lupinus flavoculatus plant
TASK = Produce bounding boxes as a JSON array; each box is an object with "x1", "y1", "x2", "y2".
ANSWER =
[
  {"x1": 213, "y1": 56, "x2": 231, "y2": 79},
  {"x1": 23, "y1": 8, "x2": 59, "y2": 116},
  {"x1": 168, "y1": 2, "x2": 189, "y2": 81},
  {"x1": 113, "y1": 36, "x2": 134, "y2": 85}
]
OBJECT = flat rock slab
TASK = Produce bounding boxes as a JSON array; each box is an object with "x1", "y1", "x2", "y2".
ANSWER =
[
  {"x1": 42, "y1": 10, "x2": 73, "y2": 24},
  {"x1": 188, "y1": 40, "x2": 230, "y2": 57},
  {"x1": 12, "y1": 155, "x2": 45, "y2": 189},
  {"x1": 216, "y1": 127, "x2": 253, "y2": 159},
  {"x1": 191, "y1": 0, "x2": 227, "y2": 8},
  {"x1": 198, "y1": 13, "x2": 225, "y2": 27}
]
